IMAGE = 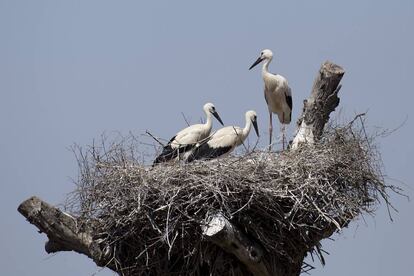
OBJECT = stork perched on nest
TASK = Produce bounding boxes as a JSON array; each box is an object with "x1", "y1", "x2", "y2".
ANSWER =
[
  {"x1": 249, "y1": 49, "x2": 292, "y2": 150},
  {"x1": 187, "y1": 110, "x2": 259, "y2": 162},
  {"x1": 153, "y1": 103, "x2": 224, "y2": 165}
]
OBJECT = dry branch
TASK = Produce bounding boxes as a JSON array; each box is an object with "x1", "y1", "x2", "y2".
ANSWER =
[{"x1": 17, "y1": 196, "x2": 113, "y2": 269}]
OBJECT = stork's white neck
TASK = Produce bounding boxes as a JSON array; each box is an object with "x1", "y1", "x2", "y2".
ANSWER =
[
  {"x1": 261, "y1": 57, "x2": 272, "y2": 77},
  {"x1": 204, "y1": 110, "x2": 213, "y2": 130},
  {"x1": 243, "y1": 117, "x2": 252, "y2": 138}
]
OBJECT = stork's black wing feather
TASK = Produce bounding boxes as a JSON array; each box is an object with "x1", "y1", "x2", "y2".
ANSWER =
[
  {"x1": 167, "y1": 135, "x2": 176, "y2": 145},
  {"x1": 285, "y1": 94, "x2": 293, "y2": 111},
  {"x1": 187, "y1": 143, "x2": 232, "y2": 162}
]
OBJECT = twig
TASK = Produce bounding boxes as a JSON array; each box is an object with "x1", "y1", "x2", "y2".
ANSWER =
[
  {"x1": 145, "y1": 130, "x2": 165, "y2": 147},
  {"x1": 348, "y1": 112, "x2": 366, "y2": 127},
  {"x1": 181, "y1": 112, "x2": 191, "y2": 126}
]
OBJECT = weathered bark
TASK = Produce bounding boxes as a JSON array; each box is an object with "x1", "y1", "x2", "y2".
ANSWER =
[
  {"x1": 202, "y1": 213, "x2": 270, "y2": 276},
  {"x1": 17, "y1": 196, "x2": 113, "y2": 270},
  {"x1": 291, "y1": 61, "x2": 345, "y2": 149}
]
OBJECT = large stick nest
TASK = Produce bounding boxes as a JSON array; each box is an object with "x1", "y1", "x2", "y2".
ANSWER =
[{"x1": 66, "y1": 122, "x2": 392, "y2": 275}]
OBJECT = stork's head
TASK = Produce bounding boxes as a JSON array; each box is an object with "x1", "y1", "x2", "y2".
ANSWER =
[
  {"x1": 249, "y1": 49, "x2": 273, "y2": 70},
  {"x1": 246, "y1": 110, "x2": 259, "y2": 137},
  {"x1": 204, "y1": 103, "x2": 224, "y2": 126}
]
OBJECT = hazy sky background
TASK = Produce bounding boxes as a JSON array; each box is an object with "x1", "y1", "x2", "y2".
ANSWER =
[{"x1": 1, "y1": 1, "x2": 413, "y2": 275}]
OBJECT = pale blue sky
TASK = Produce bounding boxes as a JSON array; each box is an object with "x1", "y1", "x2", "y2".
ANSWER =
[{"x1": 1, "y1": 1, "x2": 413, "y2": 275}]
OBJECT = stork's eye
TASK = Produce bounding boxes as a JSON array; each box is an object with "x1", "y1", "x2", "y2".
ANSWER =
[{"x1": 260, "y1": 52, "x2": 263, "y2": 56}]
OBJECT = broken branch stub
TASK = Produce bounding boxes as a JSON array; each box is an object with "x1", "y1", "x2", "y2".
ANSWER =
[{"x1": 291, "y1": 61, "x2": 345, "y2": 149}]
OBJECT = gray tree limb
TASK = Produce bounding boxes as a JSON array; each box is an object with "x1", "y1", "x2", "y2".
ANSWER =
[{"x1": 17, "y1": 196, "x2": 113, "y2": 269}]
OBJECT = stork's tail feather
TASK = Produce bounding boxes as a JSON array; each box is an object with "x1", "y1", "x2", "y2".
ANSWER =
[
  {"x1": 152, "y1": 145, "x2": 178, "y2": 165},
  {"x1": 153, "y1": 144, "x2": 196, "y2": 165},
  {"x1": 285, "y1": 111, "x2": 292, "y2": 124},
  {"x1": 186, "y1": 143, "x2": 207, "y2": 163},
  {"x1": 280, "y1": 110, "x2": 292, "y2": 124},
  {"x1": 185, "y1": 153, "x2": 196, "y2": 163}
]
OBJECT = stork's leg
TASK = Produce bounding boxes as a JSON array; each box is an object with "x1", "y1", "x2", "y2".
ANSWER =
[
  {"x1": 269, "y1": 111, "x2": 273, "y2": 151},
  {"x1": 282, "y1": 113, "x2": 286, "y2": 150}
]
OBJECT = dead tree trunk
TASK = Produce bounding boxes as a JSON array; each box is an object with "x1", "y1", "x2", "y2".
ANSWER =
[
  {"x1": 18, "y1": 61, "x2": 345, "y2": 276},
  {"x1": 291, "y1": 61, "x2": 345, "y2": 149}
]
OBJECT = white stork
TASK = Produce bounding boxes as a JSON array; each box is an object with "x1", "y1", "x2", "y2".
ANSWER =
[
  {"x1": 186, "y1": 110, "x2": 259, "y2": 162},
  {"x1": 249, "y1": 49, "x2": 292, "y2": 150},
  {"x1": 153, "y1": 103, "x2": 224, "y2": 165}
]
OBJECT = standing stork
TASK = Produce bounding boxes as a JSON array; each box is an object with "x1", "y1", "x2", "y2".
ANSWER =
[
  {"x1": 186, "y1": 110, "x2": 259, "y2": 162},
  {"x1": 153, "y1": 103, "x2": 224, "y2": 165},
  {"x1": 249, "y1": 49, "x2": 292, "y2": 150}
]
